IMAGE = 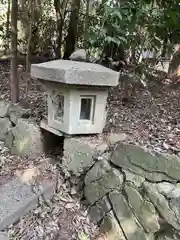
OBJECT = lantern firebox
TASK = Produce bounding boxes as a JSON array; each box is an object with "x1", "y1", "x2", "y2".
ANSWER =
[{"x1": 31, "y1": 60, "x2": 118, "y2": 135}]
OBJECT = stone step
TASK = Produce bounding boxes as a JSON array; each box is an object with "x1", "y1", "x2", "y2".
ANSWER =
[{"x1": 0, "y1": 177, "x2": 56, "y2": 231}]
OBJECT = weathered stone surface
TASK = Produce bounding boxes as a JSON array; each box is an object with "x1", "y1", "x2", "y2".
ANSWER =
[
  {"x1": 157, "y1": 182, "x2": 175, "y2": 196},
  {"x1": 40, "y1": 118, "x2": 63, "y2": 137},
  {"x1": 169, "y1": 196, "x2": 180, "y2": 224},
  {"x1": 85, "y1": 169, "x2": 123, "y2": 205},
  {"x1": 31, "y1": 60, "x2": 119, "y2": 87},
  {"x1": 83, "y1": 143, "x2": 180, "y2": 240},
  {"x1": 0, "y1": 118, "x2": 12, "y2": 141},
  {"x1": 125, "y1": 184, "x2": 160, "y2": 233},
  {"x1": 89, "y1": 196, "x2": 111, "y2": 223},
  {"x1": 62, "y1": 137, "x2": 95, "y2": 176},
  {"x1": 0, "y1": 178, "x2": 56, "y2": 231},
  {"x1": 0, "y1": 101, "x2": 10, "y2": 117},
  {"x1": 36, "y1": 179, "x2": 57, "y2": 202},
  {"x1": 11, "y1": 119, "x2": 44, "y2": 157},
  {"x1": 0, "y1": 232, "x2": 8, "y2": 240},
  {"x1": 0, "y1": 178, "x2": 38, "y2": 231},
  {"x1": 81, "y1": 141, "x2": 180, "y2": 239},
  {"x1": 111, "y1": 143, "x2": 178, "y2": 182},
  {"x1": 4, "y1": 129, "x2": 13, "y2": 149},
  {"x1": 109, "y1": 191, "x2": 147, "y2": 240},
  {"x1": 106, "y1": 133, "x2": 128, "y2": 145},
  {"x1": 85, "y1": 160, "x2": 111, "y2": 185},
  {"x1": 157, "y1": 232, "x2": 180, "y2": 240},
  {"x1": 9, "y1": 104, "x2": 30, "y2": 124},
  {"x1": 169, "y1": 183, "x2": 180, "y2": 198},
  {"x1": 144, "y1": 181, "x2": 180, "y2": 230},
  {"x1": 123, "y1": 169, "x2": 145, "y2": 187},
  {"x1": 100, "y1": 211, "x2": 126, "y2": 240},
  {"x1": 69, "y1": 49, "x2": 87, "y2": 62}
]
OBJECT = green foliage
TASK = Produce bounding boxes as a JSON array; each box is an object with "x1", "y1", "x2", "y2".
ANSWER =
[
  {"x1": 0, "y1": 0, "x2": 179, "y2": 67},
  {"x1": 86, "y1": 0, "x2": 180, "y2": 65}
]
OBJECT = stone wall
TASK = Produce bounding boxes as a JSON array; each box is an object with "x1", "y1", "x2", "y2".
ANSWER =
[
  {"x1": 0, "y1": 100, "x2": 61, "y2": 158},
  {"x1": 83, "y1": 143, "x2": 180, "y2": 240}
]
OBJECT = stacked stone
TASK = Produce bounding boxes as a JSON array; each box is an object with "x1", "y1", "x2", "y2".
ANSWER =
[
  {"x1": 0, "y1": 100, "x2": 45, "y2": 157},
  {"x1": 84, "y1": 143, "x2": 180, "y2": 240}
]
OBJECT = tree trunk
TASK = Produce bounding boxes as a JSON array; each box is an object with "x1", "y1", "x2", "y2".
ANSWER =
[
  {"x1": 168, "y1": 45, "x2": 180, "y2": 80},
  {"x1": 84, "y1": 0, "x2": 90, "y2": 48},
  {"x1": 10, "y1": 0, "x2": 19, "y2": 103},
  {"x1": 6, "y1": 0, "x2": 11, "y2": 52},
  {"x1": 54, "y1": 0, "x2": 62, "y2": 58},
  {"x1": 26, "y1": 1, "x2": 35, "y2": 72},
  {"x1": 63, "y1": 0, "x2": 81, "y2": 59},
  {"x1": 54, "y1": 0, "x2": 68, "y2": 59}
]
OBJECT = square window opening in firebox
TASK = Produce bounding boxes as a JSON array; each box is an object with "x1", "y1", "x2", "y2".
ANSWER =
[{"x1": 80, "y1": 96, "x2": 96, "y2": 122}]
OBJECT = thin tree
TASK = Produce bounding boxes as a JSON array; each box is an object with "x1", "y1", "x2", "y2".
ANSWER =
[
  {"x1": 54, "y1": 0, "x2": 68, "y2": 59},
  {"x1": 63, "y1": 0, "x2": 81, "y2": 59},
  {"x1": 10, "y1": 0, "x2": 19, "y2": 103},
  {"x1": 84, "y1": 0, "x2": 90, "y2": 48},
  {"x1": 6, "y1": 0, "x2": 11, "y2": 52}
]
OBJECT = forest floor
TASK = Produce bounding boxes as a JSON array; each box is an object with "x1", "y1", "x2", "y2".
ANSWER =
[{"x1": 0, "y1": 61, "x2": 180, "y2": 239}]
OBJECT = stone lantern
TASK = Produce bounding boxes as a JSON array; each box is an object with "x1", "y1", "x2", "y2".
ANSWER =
[{"x1": 31, "y1": 60, "x2": 118, "y2": 135}]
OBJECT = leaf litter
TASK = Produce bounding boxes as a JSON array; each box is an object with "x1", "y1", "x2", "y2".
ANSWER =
[{"x1": 0, "y1": 62, "x2": 180, "y2": 239}]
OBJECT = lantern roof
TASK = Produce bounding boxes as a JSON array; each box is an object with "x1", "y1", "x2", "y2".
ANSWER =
[{"x1": 31, "y1": 60, "x2": 119, "y2": 87}]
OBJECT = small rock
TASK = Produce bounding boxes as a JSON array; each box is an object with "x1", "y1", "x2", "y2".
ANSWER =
[
  {"x1": 69, "y1": 49, "x2": 87, "y2": 62},
  {"x1": 70, "y1": 187, "x2": 77, "y2": 195},
  {"x1": 65, "y1": 202, "x2": 75, "y2": 209},
  {"x1": 163, "y1": 142, "x2": 169, "y2": 150}
]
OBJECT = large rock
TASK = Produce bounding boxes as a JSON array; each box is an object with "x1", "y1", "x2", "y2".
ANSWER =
[
  {"x1": 11, "y1": 119, "x2": 44, "y2": 157},
  {"x1": 157, "y1": 182, "x2": 175, "y2": 196},
  {"x1": 0, "y1": 101, "x2": 10, "y2": 117},
  {"x1": 85, "y1": 160, "x2": 111, "y2": 185},
  {"x1": 125, "y1": 184, "x2": 160, "y2": 233},
  {"x1": 9, "y1": 104, "x2": 30, "y2": 124},
  {"x1": 0, "y1": 177, "x2": 56, "y2": 231},
  {"x1": 123, "y1": 169, "x2": 145, "y2": 188},
  {"x1": 144, "y1": 181, "x2": 180, "y2": 230},
  {"x1": 109, "y1": 191, "x2": 147, "y2": 240},
  {"x1": 85, "y1": 169, "x2": 123, "y2": 205},
  {"x1": 62, "y1": 137, "x2": 95, "y2": 176},
  {"x1": 89, "y1": 196, "x2": 111, "y2": 223},
  {"x1": 69, "y1": 49, "x2": 87, "y2": 62},
  {"x1": 100, "y1": 211, "x2": 126, "y2": 240},
  {"x1": 0, "y1": 118, "x2": 12, "y2": 141},
  {"x1": 111, "y1": 143, "x2": 179, "y2": 182},
  {"x1": 0, "y1": 178, "x2": 38, "y2": 231}
]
